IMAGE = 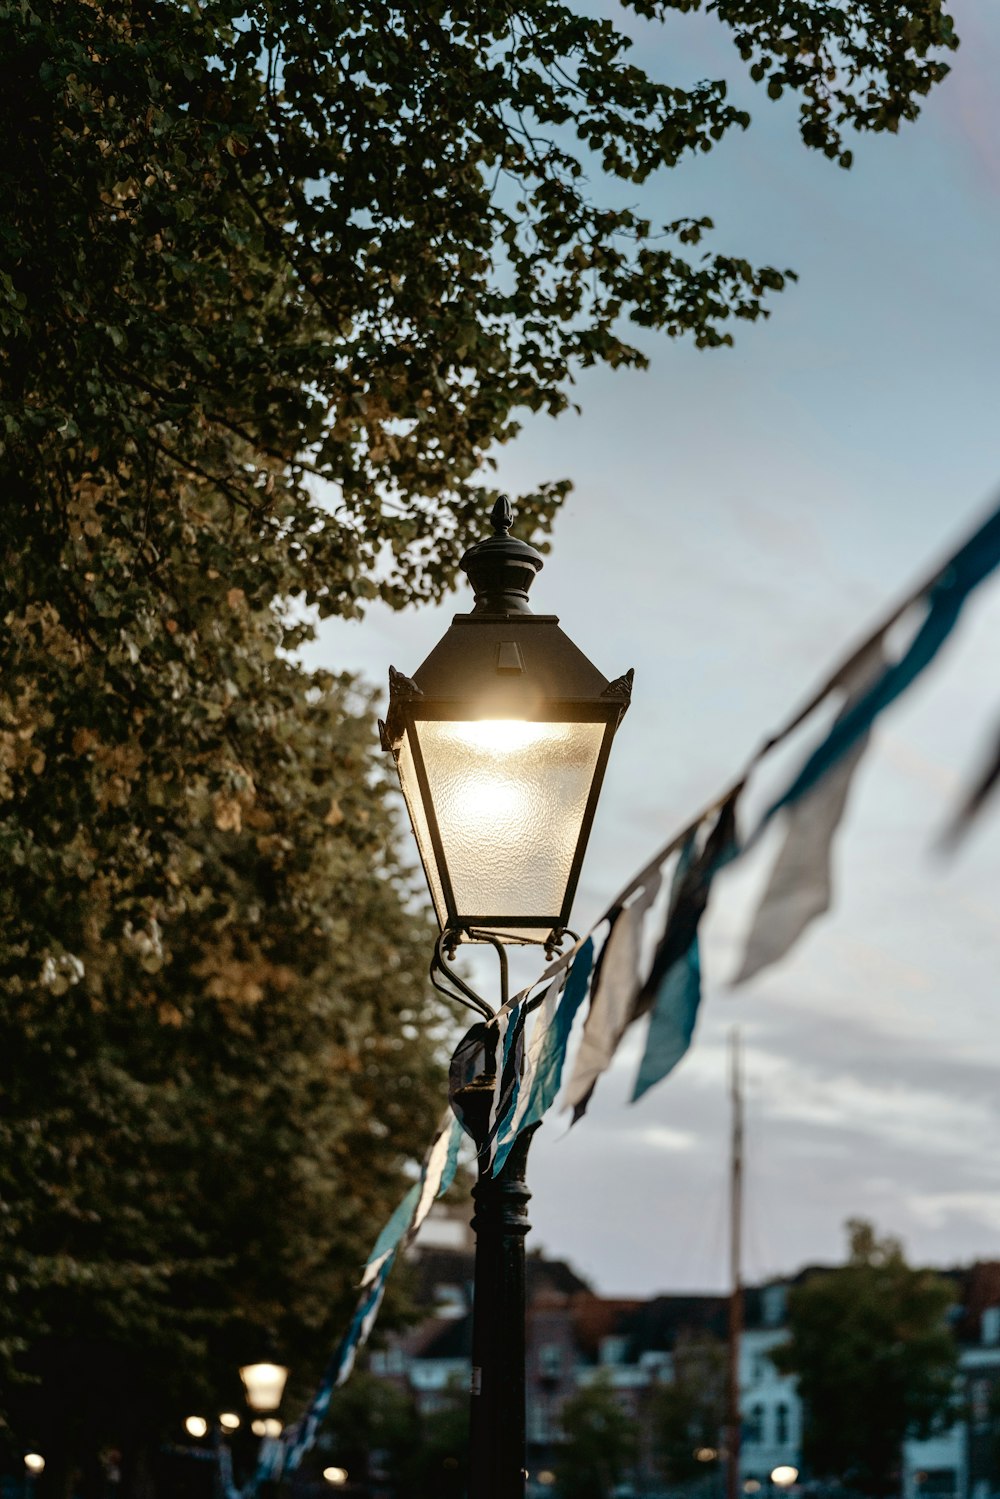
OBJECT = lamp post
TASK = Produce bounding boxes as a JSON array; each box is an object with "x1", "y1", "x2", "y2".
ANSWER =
[{"x1": 380, "y1": 497, "x2": 632, "y2": 1499}]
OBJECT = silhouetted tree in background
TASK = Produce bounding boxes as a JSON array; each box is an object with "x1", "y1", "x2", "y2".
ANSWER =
[
  {"x1": 774, "y1": 1220, "x2": 958, "y2": 1496},
  {"x1": 653, "y1": 1331, "x2": 727, "y2": 1485},
  {"x1": 558, "y1": 1372, "x2": 637, "y2": 1499}
]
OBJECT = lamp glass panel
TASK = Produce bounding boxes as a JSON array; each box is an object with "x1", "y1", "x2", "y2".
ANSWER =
[
  {"x1": 413, "y1": 719, "x2": 605, "y2": 924},
  {"x1": 396, "y1": 733, "x2": 448, "y2": 927}
]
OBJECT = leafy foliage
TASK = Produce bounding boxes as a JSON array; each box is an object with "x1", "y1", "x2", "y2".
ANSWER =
[
  {"x1": 322, "y1": 1371, "x2": 420, "y2": 1489},
  {"x1": 557, "y1": 1371, "x2": 638, "y2": 1499},
  {"x1": 773, "y1": 1220, "x2": 959, "y2": 1496},
  {"x1": 0, "y1": 660, "x2": 451, "y2": 1471},
  {"x1": 1, "y1": 0, "x2": 957, "y2": 609}
]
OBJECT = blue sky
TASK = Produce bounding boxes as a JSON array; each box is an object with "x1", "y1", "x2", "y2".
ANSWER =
[{"x1": 306, "y1": 1, "x2": 1000, "y2": 1293}]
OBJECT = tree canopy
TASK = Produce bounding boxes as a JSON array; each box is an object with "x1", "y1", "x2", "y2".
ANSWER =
[
  {"x1": 557, "y1": 1371, "x2": 638, "y2": 1499},
  {"x1": 773, "y1": 1220, "x2": 959, "y2": 1497},
  {"x1": 653, "y1": 1330, "x2": 726, "y2": 1484}
]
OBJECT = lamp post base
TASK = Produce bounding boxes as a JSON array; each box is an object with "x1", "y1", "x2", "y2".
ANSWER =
[{"x1": 454, "y1": 1068, "x2": 538, "y2": 1499}]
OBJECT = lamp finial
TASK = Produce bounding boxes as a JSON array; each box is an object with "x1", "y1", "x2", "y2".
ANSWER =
[
  {"x1": 460, "y1": 496, "x2": 543, "y2": 615},
  {"x1": 490, "y1": 495, "x2": 514, "y2": 536}
]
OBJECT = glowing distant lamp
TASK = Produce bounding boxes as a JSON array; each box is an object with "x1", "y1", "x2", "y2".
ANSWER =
[
  {"x1": 219, "y1": 1413, "x2": 241, "y2": 1432},
  {"x1": 323, "y1": 1468, "x2": 349, "y2": 1486},
  {"x1": 381, "y1": 499, "x2": 632, "y2": 949},
  {"x1": 251, "y1": 1418, "x2": 282, "y2": 1439},
  {"x1": 184, "y1": 1417, "x2": 208, "y2": 1440},
  {"x1": 239, "y1": 1360, "x2": 289, "y2": 1414},
  {"x1": 771, "y1": 1467, "x2": 799, "y2": 1488},
  {"x1": 24, "y1": 1455, "x2": 45, "y2": 1476}
]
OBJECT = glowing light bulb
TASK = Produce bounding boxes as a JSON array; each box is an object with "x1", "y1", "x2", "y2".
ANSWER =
[
  {"x1": 453, "y1": 720, "x2": 551, "y2": 753},
  {"x1": 184, "y1": 1417, "x2": 208, "y2": 1439}
]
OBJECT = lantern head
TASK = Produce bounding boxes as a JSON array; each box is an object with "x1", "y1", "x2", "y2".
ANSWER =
[
  {"x1": 380, "y1": 498, "x2": 632, "y2": 948},
  {"x1": 239, "y1": 1360, "x2": 289, "y2": 1413}
]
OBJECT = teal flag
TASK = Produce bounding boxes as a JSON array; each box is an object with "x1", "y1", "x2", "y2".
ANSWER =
[
  {"x1": 362, "y1": 1183, "x2": 420, "y2": 1277},
  {"x1": 761, "y1": 500, "x2": 1000, "y2": 825},
  {"x1": 491, "y1": 938, "x2": 595, "y2": 1174},
  {"x1": 631, "y1": 934, "x2": 701, "y2": 1101},
  {"x1": 631, "y1": 842, "x2": 703, "y2": 1101}
]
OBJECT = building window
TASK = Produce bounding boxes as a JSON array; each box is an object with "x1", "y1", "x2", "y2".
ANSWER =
[
  {"x1": 745, "y1": 1405, "x2": 765, "y2": 1445},
  {"x1": 539, "y1": 1344, "x2": 562, "y2": 1379},
  {"x1": 776, "y1": 1404, "x2": 789, "y2": 1445}
]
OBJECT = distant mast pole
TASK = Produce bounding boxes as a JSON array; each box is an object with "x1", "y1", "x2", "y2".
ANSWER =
[{"x1": 727, "y1": 1027, "x2": 744, "y2": 1499}]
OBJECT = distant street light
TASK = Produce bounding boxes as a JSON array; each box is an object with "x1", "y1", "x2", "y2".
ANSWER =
[
  {"x1": 23, "y1": 1455, "x2": 45, "y2": 1476},
  {"x1": 251, "y1": 1418, "x2": 283, "y2": 1439},
  {"x1": 184, "y1": 1417, "x2": 209, "y2": 1439},
  {"x1": 382, "y1": 497, "x2": 632, "y2": 1499},
  {"x1": 239, "y1": 1360, "x2": 289, "y2": 1413},
  {"x1": 219, "y1": 1412, "x2": 241, "y2": 1432},
  {"x1": 323, "y1": 1468, "x2": 349, "y2": 1486},
  {"x1": 771, "y1": 1467, "x2": 799, "y2": 1488}
]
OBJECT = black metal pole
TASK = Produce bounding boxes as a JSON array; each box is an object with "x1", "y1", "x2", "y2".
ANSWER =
[{"x1": 455, "y1": 1074, "x2": 538, "y2": 1499}]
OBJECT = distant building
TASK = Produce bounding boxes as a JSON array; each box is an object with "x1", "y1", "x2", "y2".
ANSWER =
[{"x1": 369, "y1": 1215, "x2": 1000, "y2": 1499}]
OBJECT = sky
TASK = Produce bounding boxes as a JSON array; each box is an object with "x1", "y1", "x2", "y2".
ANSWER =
[{"x1": 303, "y1": 1, "x2": 1000, "y2": 1296}]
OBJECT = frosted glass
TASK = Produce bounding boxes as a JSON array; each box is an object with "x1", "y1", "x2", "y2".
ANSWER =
[
  {"x1": 397, "y1": 733, "x2": 448, "y2": 928},
  {"x1": 414, "y1": 719, "x2": 605, "y2": 923}
]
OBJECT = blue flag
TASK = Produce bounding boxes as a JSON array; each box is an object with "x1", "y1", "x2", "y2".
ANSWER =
[
  {"x1": 631, "y1": 935, "x2": 701, "y2": 1102},
  {"x1": 762, "y1": 500, "x2": 1000, "y2": 824},
  {"x1": 491, "y1": 938, "x2": 595, "y2": 1173},
  {"x1": 632, "y1": 839, "x2": 704, "y2": 1101}
]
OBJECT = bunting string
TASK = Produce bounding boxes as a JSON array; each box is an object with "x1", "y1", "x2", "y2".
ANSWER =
[{"x1": 228, "y1": 491, "x2": 1000, "y2": 1487}]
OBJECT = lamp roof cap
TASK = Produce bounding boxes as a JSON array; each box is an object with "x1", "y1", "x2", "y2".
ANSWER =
[{"x1": 459, "y1": 495, "x2": 543, "y2": 615}]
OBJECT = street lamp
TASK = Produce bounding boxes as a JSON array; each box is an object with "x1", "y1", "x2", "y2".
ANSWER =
[
  {"x1": 239, "y1": 1361, "x2": 289, "y2": 1414},
  {"x1": 382, "y1": 497, "x2": 630, "y2": 954},
  {"x1": 381, "y1": 497, "x2": 632, "y2": 1499}
]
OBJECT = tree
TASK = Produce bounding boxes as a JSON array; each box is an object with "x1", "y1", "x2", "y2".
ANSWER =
[
  {"x1": 558, "y1": 1371, "x2": 637, "y2": 1499},
  {"x1": 653, "y1": 1332, "x2": 726, "y2": 1485},
  {"x1": 773, "y1": 1220, "x2": 959, "y2": 1497},
  {"x1": 0, "y1": 672, "x2": 451, "y2": 1496},
  {"x1": 398, "y1": 1376, "x2": 470, "y2": 1499},
  {"x1": 322, "y1": 1371, "x2": 420, "y2": 1491},
  {"x1": 0, "y1": 1, "x2": 958, "y2": 1490}
]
